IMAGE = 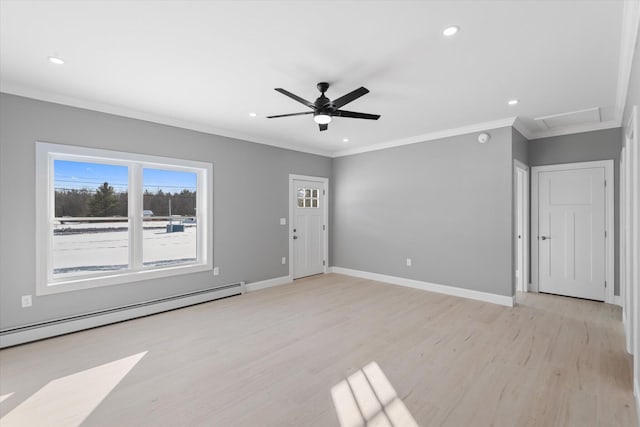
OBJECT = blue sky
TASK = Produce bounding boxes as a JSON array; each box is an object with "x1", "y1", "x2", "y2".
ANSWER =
[{"x1": 54, "y1": 160, "x2": 197, "y2": 193}]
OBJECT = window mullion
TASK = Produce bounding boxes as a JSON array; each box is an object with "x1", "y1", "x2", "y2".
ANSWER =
[
  {"x1": 130, "y1": 164, "x2": 143, "y2": 270},
  {"x1": 196, "y1": 169, "x2": 204, "y2": 263}
]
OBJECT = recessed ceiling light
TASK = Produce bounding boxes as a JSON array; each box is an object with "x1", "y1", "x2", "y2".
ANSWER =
[
  {"x1": 249, "y1": 112, "x2": 257, "y2": 117},
  {"x1": 48, "y1": 56, "x2": 65, "y2": 65},
  {"x1": 508, "y1": 99, "x2": 519, "y2": 106},
  {"x1": 343, "y1": 138, "x2": 349, "y2": 142},
  {"x1": 443, "y1": 26, "x2": 459, "y2": 37}
]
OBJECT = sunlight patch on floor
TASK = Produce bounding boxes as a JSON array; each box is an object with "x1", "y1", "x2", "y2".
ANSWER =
[
  {"x1": 0, "y1": 393, "x2": 14, "y2": 403},
  {"x1": 0, "y1": 351, "x2": 147, "y2": 427},
  {"x1": 331, "y1": 361, "x2": 418, "y2": 427}
]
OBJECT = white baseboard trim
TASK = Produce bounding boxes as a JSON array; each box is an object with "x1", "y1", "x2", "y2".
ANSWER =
[
  {"x1": 633, "y1": 373, "x2": 640, "y2": 420},
  {"x1": 245, "y1": 275, "x2": 292, "y2": 292},
  {"x1": 0, "y1": 283, "x2": 244, "y2": 348},
  {"x1": 330, "y1": 267, "x2": 514, "y2": 307},
  {"x1": 614, "y1": 295, "x2": 623, "y2": 307}
]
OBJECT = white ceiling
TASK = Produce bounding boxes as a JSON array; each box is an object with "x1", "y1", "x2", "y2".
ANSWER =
[{"x1": 0, "y1": 1, "x2": 634, "y2": 157}]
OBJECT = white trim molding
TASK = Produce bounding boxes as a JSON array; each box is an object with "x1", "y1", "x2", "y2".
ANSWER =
[
  {"x1": 330, "y1": 267, "x2": 515, "y2": 307},
  {"x1": 636, "y1": 377, "x2": 640, "y2": 426},
  {"x1": 616, "y1": 0, "x2": 640, "y2": 125},
  {"x1": 245, "y1": 275, "x2": 292, "y2": 292},
  {"x1": 5, "y1": 83, "x2": 635, "y2": 158},
  {"x1": 1, "y1": 84, "x2": 334, "y2": 158},
  {"x1": 332, "y1": 117, "x2": 517, "y2": 157},
  {"x1": 531, "y1": 160, "x2": 615, "y2": 303}
]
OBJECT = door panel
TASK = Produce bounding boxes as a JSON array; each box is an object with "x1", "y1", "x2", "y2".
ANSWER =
[
  {"x1": 539, "y1": 167, "x2": 605, "y2": 301},
  {"x1": 293, "y1": 179, "x2": 324, "y2": 279}
]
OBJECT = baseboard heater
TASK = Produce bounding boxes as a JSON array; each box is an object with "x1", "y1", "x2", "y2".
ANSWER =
[{"x1": 0, "y1": 282, "x2": 246, "y2": 349}]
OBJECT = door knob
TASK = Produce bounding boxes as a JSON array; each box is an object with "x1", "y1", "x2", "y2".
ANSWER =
[
  {"x1": 540, "y1": 236, "x2": 551, "y2": 240},
  {"x1": 293, "y1": 236, "x2": 298, "y2": 240}
]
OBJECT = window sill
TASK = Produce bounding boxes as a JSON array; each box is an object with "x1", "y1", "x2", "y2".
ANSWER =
[{"x1": 36, "y1": 263, "x2": 213, "y2": 296}]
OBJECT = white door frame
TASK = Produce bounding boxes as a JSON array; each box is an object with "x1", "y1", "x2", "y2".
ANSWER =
[
  {"x1": 621, "y1": 146, "x2": 630, "y2": 351},
  {"x1": 514, "y1": 160, "x2": 530, "y2": 292},
  {"x1": 531, "y1": 160, "x2": 614, "y2": 304},
  {"x1": 288, "y1": 174, "x2": 329, "y2": 279},
  {"x1": 626, "y1": 106, "x2": 640, "y2": 404}
]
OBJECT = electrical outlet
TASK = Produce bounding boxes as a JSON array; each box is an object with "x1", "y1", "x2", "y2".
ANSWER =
[
  {"x1": 406, "y1": 258, "x2": 412, "y2": 267},
  {"x1": 213, "y1": 267, "x2": 219, "y2": 276},
  {"x1": 21, "y1": 295, "x2": 32, "y2": 308},
  {"x1": 280, "y1": 218, "x2": 287, "y2": 225},
  {"x1": 282, "y1": 257, "x2": 287, "y2": 265}
]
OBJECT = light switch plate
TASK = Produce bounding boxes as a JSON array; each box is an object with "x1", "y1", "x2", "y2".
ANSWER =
[
  {"x1": 213, "y1": 267, "x2": 219, "y2": 276},
  {"x1": 280, "y1": 218, "x2": 286, "y2": 225}
]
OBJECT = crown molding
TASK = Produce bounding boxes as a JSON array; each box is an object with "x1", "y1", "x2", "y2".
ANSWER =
[
  {"x1": 2, "y1": 85, "x2": 518, "y2": 158},
  {"x1": 0, "y1": 84, "x2": 334, "y2": 158},
  {"x1": 512, "y1": 117, "x2": 534, "y2": 140},
  {"x1": 615, "y1": 0, "x2": 640, "y2": 124},
  {"x1": 331, "y1": 117, "x2": 517, "y2": 157}
]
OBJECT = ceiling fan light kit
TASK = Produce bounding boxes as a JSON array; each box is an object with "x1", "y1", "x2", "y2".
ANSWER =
[
  {"x1": 313, "y1": 113, "x2": 332, "y2": 125},
  {"x1": 267, "y1": 82, "x2": 380, "y2": 131}
]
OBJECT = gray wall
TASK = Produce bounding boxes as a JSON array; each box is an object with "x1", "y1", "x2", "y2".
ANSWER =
[
  {"x1": 332, "y1": 127, "x2": 514, "y2": 297},
  {"x1": 512, "y1": 128, "x2": 528, "y2": 166},
  {"x1": 0, "y1": 94, "x2": 332, "y2": 329},
  {"x1": 528, "y1": 127, "x2": 622, "y2": 295}
]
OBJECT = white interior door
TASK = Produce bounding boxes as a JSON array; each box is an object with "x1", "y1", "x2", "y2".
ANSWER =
[
  {"x1": 292, "y1": 179, "x2": 325, "y2": 279},
  {"x1": 538, "y1": 167, "x2": 606, "y2": 301}
]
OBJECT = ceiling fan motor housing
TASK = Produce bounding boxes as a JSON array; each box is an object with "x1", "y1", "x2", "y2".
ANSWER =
[{"x1": 317, "y1": 82, "x2": 330, "y2": 93}]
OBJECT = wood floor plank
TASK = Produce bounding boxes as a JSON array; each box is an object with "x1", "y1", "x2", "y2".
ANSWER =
[{"x1": 0, "y1": 273, "x2": 636, "y2": 426}]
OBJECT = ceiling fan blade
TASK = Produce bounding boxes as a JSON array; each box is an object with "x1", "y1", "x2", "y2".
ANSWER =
[
  {"x1": 274, "y1": 88, "x2": 316, "y2": 109},
  {"x1": 319, "y1": 123, "x2": 328, "y2": 131},
  {"x1": 334, "y1": 110, "x2": 381, "y2": 120},
  {"x1": 266, "y1": 111, "x2": 314, "y2": 119},
  {"x1": 332, "y1": 87, "x2": 370, "y2": 109}
]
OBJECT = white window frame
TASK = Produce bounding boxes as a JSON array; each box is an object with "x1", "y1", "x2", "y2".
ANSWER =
[{"x1": 35, "y1": 142, "x2": 213, "y2": 295}]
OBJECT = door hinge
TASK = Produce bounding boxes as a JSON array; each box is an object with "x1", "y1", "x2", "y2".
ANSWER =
[
  {"x1": 604, "y1": 180, "x2": 607, "y2": 187},
  {"x1": 605, "y1": 281, "x2": 607, "y2": 288},
  {"x1": 323, "y1": 225, "x2": 325, "y2": 231},
  {"x1": 323, "y1": 189, "x2": 325, "y2": 195},
  {"x1": 605, "y1": 230, "x2": 607, "y2": 238},
  {"x1": 323, "y1": 260, "x2": 326, "y2": 266}
]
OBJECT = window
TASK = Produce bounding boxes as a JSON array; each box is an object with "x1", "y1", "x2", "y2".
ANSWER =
[
  {"x1": 36, "y1": 142, "x2": 213, "y2": 295},
  {"x1": 297, "y1": 188, "x2": 319, "y2": 208}
]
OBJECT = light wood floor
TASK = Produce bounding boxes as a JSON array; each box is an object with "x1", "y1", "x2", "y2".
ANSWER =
[{"x1": 0, "y1": 273, "x2": 636, "y2": 426}]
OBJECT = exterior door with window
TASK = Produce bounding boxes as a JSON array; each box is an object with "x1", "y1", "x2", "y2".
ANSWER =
[
  {"x1": 537, "y1": 166, "x2": 606, "y2": 301},
  {"x1": 293, "y1": 179, "x2": 325, "y2": 279}
]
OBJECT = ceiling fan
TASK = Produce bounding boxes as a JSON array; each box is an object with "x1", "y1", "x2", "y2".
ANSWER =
[{"x1": 267, "y1": 82, "x2": 380, "y2": 131}]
